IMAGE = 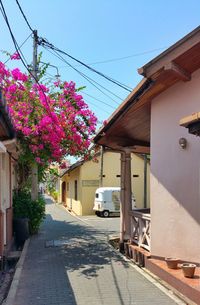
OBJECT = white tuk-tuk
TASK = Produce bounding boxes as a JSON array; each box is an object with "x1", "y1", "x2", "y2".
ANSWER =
[{"x1": 93, "y1": 187, "x2": 136, "y2": 217}]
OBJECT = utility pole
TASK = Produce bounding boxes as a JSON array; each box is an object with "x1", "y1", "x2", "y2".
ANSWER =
[{"x1": 31, "y1": 30, "x2": 38, "y2": 201}]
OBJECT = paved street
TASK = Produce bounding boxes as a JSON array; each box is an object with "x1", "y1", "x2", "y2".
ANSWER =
[
  {"x1": 77, "y1": 214, "x2": 120, "y2": 235},
  {"x1": 11, "y1": 196, "x2": 183, "y2": 305}
]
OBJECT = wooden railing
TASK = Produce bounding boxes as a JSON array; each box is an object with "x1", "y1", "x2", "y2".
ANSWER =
[{"x1": 129, "y1": 208, "x2": 151, "y2": 251}]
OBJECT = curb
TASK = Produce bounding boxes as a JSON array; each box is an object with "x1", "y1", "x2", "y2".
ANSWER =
[{"x1": 4, "y1": 238, "x2": 30, "y2": 305}]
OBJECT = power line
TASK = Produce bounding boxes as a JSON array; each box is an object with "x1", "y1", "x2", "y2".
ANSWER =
[
  {"x1": 40, "y1": 38, "x2": 132, "y2": 92},
  {"x1": 0, "y1": 1, "x2": 56, "y2": 124},
  {"x1": 11, "y1": 0, "x2": 132, "y2": 95},
  {"x1": 41, "y1": 67, "x2": 115, "y2": 111},
  {"x1": 77, "y1": 47, "x2": 167, "y2": 66},
  {"x1": 0, "y1": 1, "x2": 101, "y2": 139},
  {"x1": 2, "y1": 0, "x2": 121, "y2": 118},
  {"x1": 0, "y1": 2, "x2": 30, "y2": 68},
  {"x1": 15, "y1": 0, "x2": 33, "y2": 32},
  {"x1": 42, "y1": 44, "x2": 122, "y2": 104},
  {"x1": 11, "y1": 0, "x2": 133, "y2": 93},
  {"x1": 4, "y1": 33, "x2": 32, "y2": 64},
  {"x1": 82, "y1": 92, "x2": 116, "y2": 109},
  {"x1": 84, "y1": 99, "x2": 111, "y2": 115},
  {"x1": 41, "y1": 68, "x2": 115, "y2": 111}
]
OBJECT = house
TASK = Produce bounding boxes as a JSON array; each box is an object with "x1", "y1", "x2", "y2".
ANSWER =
[
  {"x1": 94, "y1": 26, "x2": 200, "y2": 304},
  {"x1": 0, "y1": 91, "x2": 17, "y2": 258},
  {"x1": 60, "y1": 150, "x2": 150, "y2": 216}
]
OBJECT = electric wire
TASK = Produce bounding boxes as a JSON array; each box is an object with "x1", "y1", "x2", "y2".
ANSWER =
[
  {"x1": 42, "y1": 44, "x2": 122, "y2": 105},
  {"x1": 0, "y1": 1, "x2": 107, "y2": 140},
  {"x1": 0, "y1": 1, "x2": 57, "y2": 126},
  {"x1": 41, "y1": 68, "x2": 114, "y2": 112},
  {"x1": 84, "y1": 99, "x2": 111, "y2": 115},
  {"x1": 1, "y1": 1, "x2": 121, "y2": 121},
  {"x1": 77, "y1": 47, "x2": 167, "y2": 66},
  {"x1": 41, "y1": 67, "x2": 113, "y2": 113},
  {"x1": 4, "y1": 32, "x2": 32, "y2": 64},
  {"x1": 40, "y1": 39, "x2": 132, "y2": 92},
  {"x1": 42, "y1": 45, "x2": 123, "y2": 102},
  {"x1": 15, "y1": 0, "x2": 33, "y2": 32},
  {"x1": 43, "y1": 45, "x2": 121, "y2": 104},
  {"x1": 0, "y1": 3, "x2": 30, "y2": 68},
  {"x1": 13, "y1": 0, "x2": 133, "y2": 93},
  {"x1": 82, "y1": 92, "x2": 116, "y2": 109},
  {"x1": 12, "y1": 0, "x2": 133, "y2": 98}
]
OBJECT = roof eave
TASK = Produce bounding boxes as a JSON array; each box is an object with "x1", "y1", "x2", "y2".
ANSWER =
[
  {"x1": 94, "y1": 78, "x2": 152, "y2": 143},
  {"x1": 138, "y1": 25, "x2": 200, "y2": 77}
]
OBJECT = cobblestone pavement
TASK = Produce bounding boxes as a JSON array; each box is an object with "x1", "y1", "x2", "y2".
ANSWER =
[{"x1": 13, "y1": 196, "x2": 182, "y2": 305}]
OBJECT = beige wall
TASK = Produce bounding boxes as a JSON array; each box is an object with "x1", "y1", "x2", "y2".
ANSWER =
[
  {"x1": 80, "y1": 159, "x2": 99, "y2": 215},
  {"x1": 151, "y1": 68, "x2": 200, "y2": 263},
  {"x1": 103, "y1": 152, "x2": 150, "y2": 208},
  {"x1": 61, "y1": 167, "x2": 82, "y2": 215},
  {"x1": 61, "y1": 151, "x2": 150, "y2": 216}
]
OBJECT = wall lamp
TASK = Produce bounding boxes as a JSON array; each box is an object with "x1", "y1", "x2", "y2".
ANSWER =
[{"x1": 179, "y1": 137, "x2": 187, "y2": 149}]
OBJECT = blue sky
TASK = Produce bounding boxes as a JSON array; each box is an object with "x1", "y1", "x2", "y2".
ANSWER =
[{"x1": 1, "y1": 0, "x2": 200, "y2": 126}]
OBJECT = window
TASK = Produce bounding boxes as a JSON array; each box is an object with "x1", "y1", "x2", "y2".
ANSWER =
[{"x1": 74, "y1": 180, "x2": 78, "y2": 201}]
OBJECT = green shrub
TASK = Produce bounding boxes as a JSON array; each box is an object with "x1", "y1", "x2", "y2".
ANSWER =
[
  {"x1": 13, "y1": 190, "x2": 46, "y2": 234},
  {"x1": 52, "y1": 191, "x2": 59, "y2": 201},
  {"x1": 49, "y1": 188, "x2": 59, "y2": 202}
]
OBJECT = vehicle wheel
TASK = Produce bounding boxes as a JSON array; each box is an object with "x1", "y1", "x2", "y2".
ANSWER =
[
  {"x1": 102, "y1": 210, "x2": 109, "y2": 217},
  {"x1": 95, "y1": 211, "x2": 100, "y2": 217}
]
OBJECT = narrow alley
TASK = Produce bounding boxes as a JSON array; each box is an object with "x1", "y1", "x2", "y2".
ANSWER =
[{"x1": 8, "y1": 196, "x2": 184, "y2": 305}]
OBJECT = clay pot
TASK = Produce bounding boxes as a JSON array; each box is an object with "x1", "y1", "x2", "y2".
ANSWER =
[
  {"x1": 165, "y1": 257, "x2": 179, "y2": 269},
  {"x1": 181, "y1": 263, "x2": 196, "y2": 278}
]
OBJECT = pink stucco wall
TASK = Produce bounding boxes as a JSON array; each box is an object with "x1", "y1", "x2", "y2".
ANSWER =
[{"x1": 151, "y1": 69, "x2": 200, "y2": 263}]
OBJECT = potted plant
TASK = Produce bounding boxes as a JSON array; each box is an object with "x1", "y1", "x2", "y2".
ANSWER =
[
  {"x1": 165, "y1": 257, "x2": 179, "y2": 269},
  {"x1": 181, "y1": 263, "x2": 196, "y2": 278}
]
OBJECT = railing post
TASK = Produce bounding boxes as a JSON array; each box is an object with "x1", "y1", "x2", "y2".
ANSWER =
[
  {"x1": 130, "y1": 210, "x2": 151, "y2": 251},
  {"x1": 138, "y1": 218, "x2": 143, "y2": 247}
]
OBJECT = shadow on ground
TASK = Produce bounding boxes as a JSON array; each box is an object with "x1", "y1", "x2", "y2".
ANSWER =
[{"x1": 42, "y1": 196, "x2": 129, "y2": 280}]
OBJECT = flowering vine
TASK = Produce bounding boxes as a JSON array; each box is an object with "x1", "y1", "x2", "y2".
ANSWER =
[{"x1": 0, "y1": 56, "x2": 97, "y2": 169}]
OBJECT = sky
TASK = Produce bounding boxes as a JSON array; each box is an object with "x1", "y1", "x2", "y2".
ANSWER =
[{"x1": 1, "y1": 0, "x2": 200, "y2": 128}]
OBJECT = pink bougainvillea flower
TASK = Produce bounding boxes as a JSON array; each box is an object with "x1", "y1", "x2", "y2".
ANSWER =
[
  {"x1": 11, "y1": 68, "x2": 28, "y2": 82},
  {"x1": 59, "y1": 161, "x2": 69, "y2": 169},
  {"x1": 10, "y1": 52, "x2": 20, "y2": 60},
  {"x1": 0, "y1": 60, "x2": 97, "y2": 166}
]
